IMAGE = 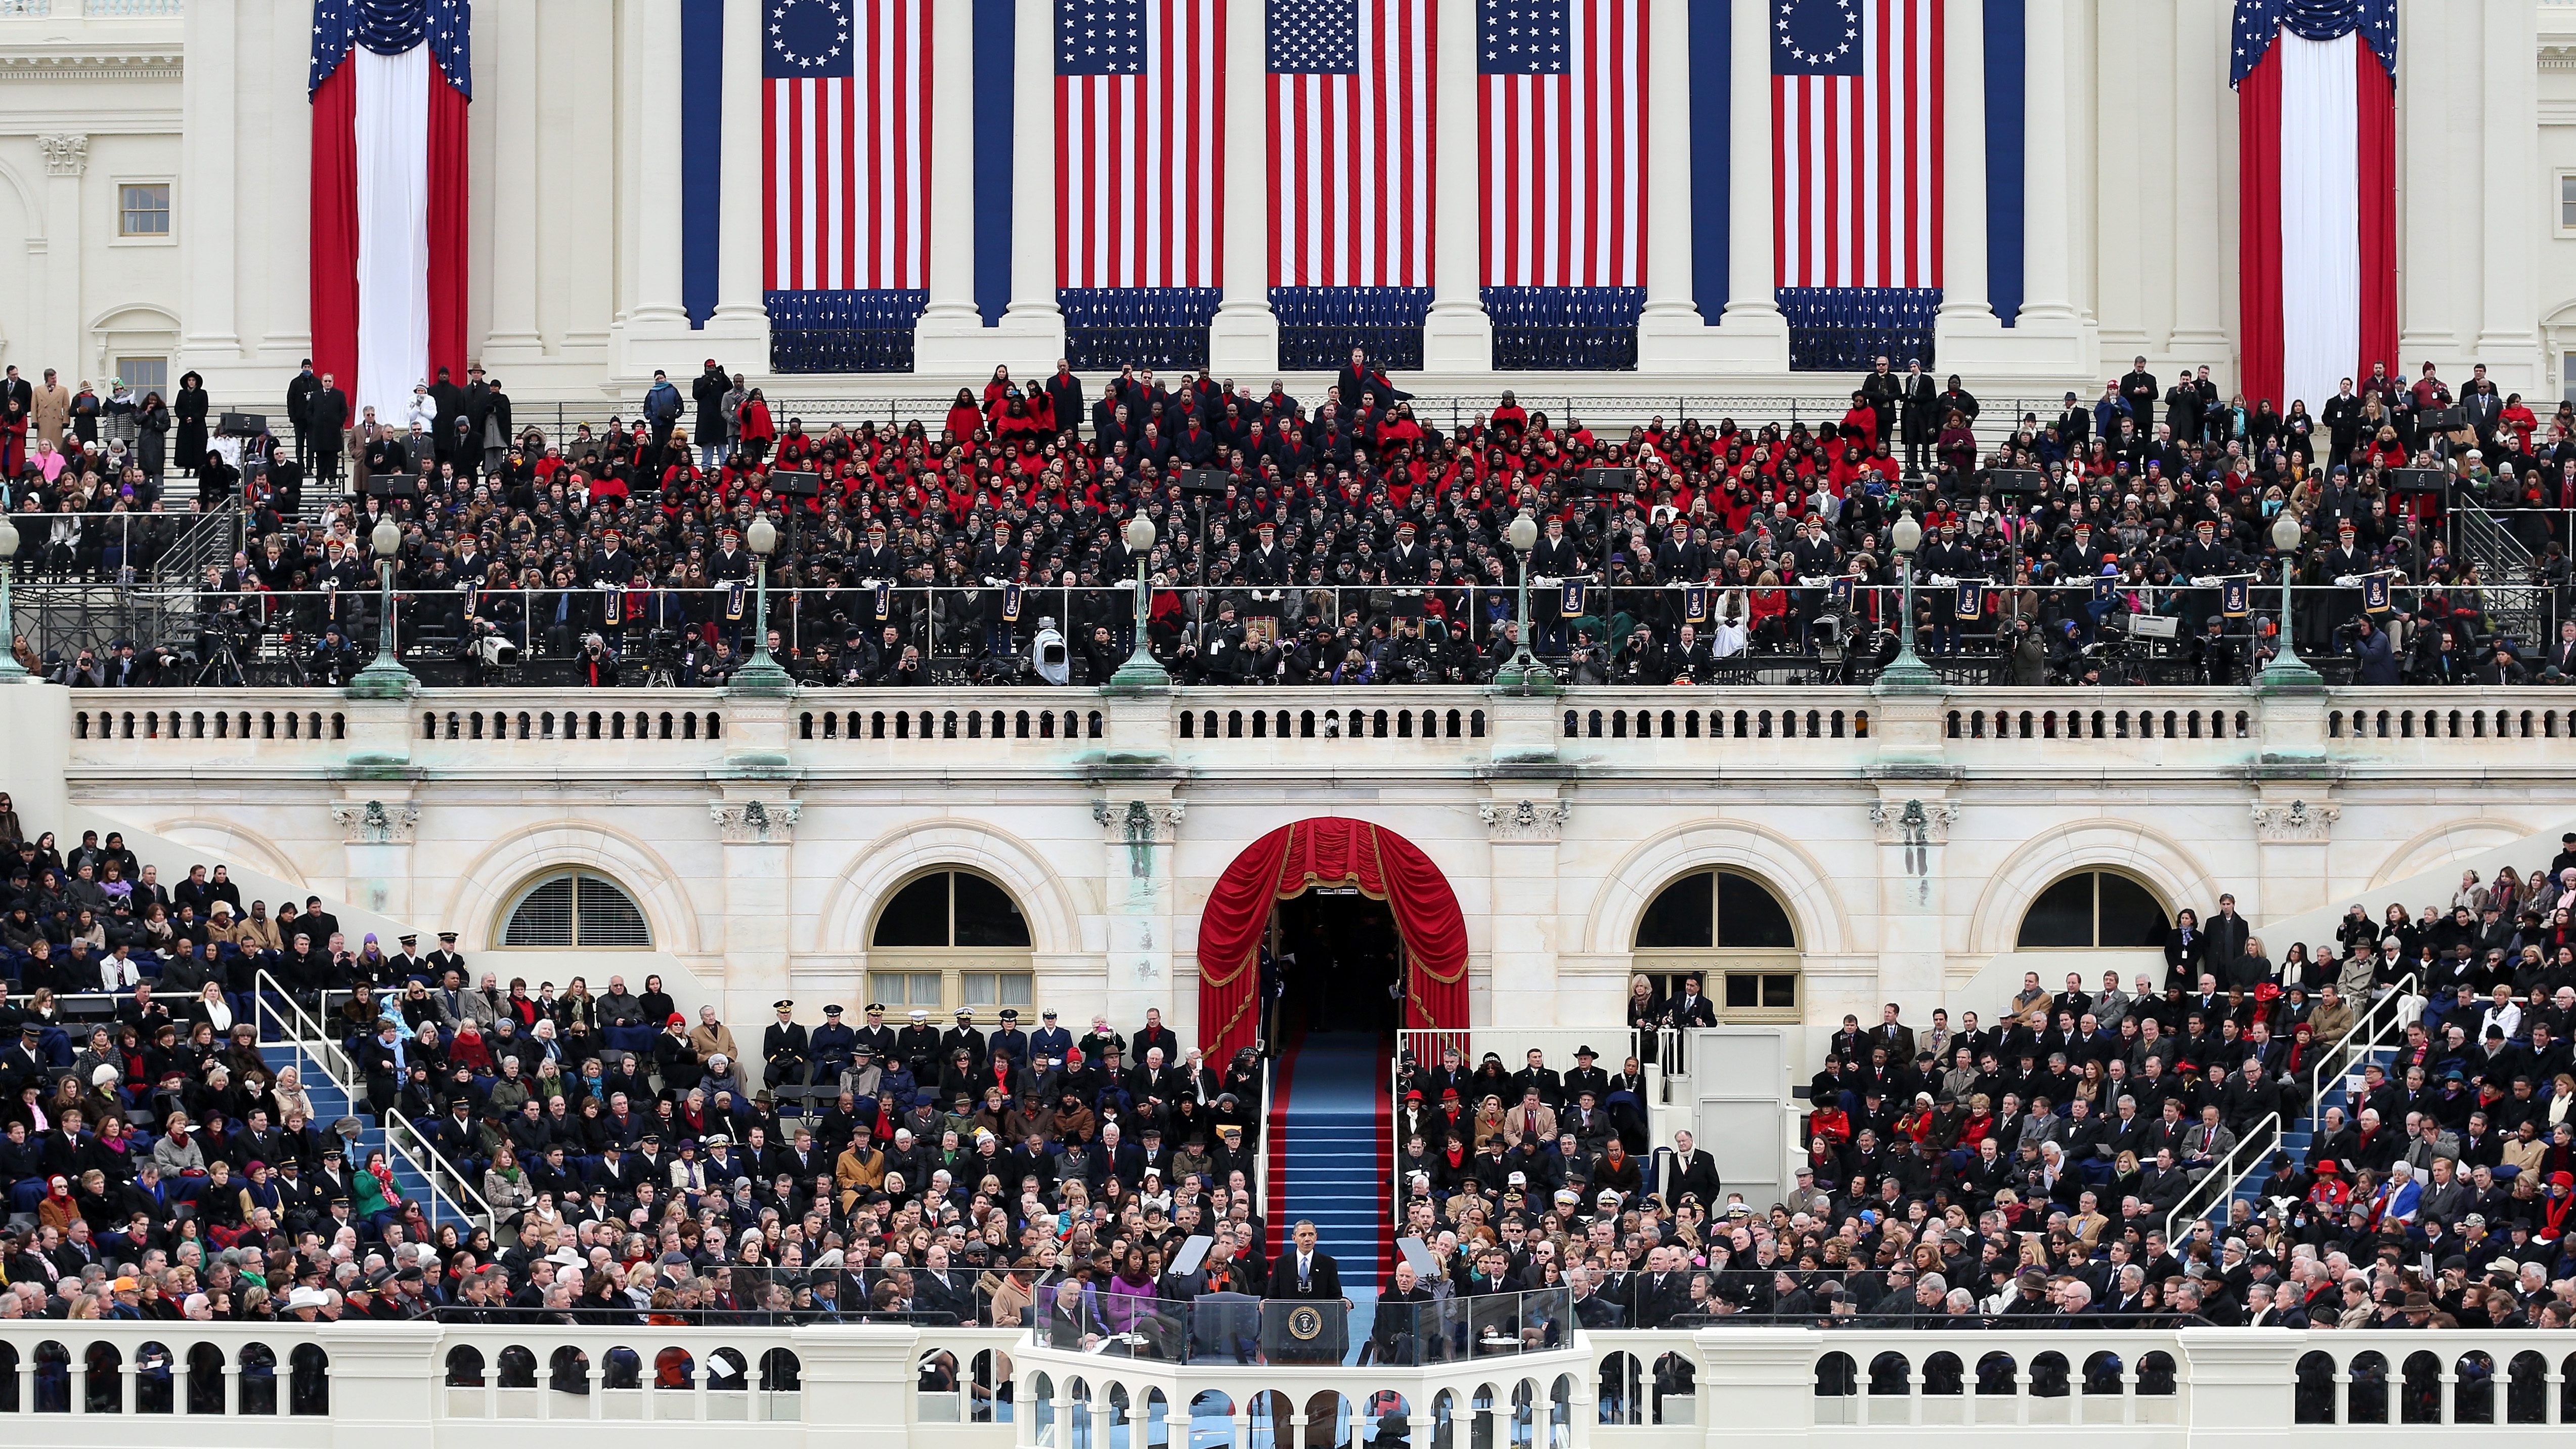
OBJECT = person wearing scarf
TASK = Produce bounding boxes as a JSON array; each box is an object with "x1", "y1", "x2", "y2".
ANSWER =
[
  {"x1": 37, "y1": 1174, "x2": 78, "y2": 1234},
  {"x1": 2541, "y1": 1170, "x2": 2576, "y2": 1247}
]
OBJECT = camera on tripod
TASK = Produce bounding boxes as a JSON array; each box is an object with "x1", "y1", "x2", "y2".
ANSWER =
[{"x1": 461, "y1": 619, "x2": 520, "y2": 669}]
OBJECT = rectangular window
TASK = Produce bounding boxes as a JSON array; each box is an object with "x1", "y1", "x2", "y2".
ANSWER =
[
  {"x1": 118, "y1": 183, "x2": 169, "y2": 237},
  {"x1": 868, "y1": 970, "x2": 945, "y2": 1011},
  {"x1": 962, "y1": 971, "x2": 1034, "y2": 1010},
  {"x1": 1721, "y1": 970, "x2": 1799, "y2": 1021},
  {"x1": 2564, "y1": 173, "x2": 2576, "y2": 231},
  {"x1": 116, "y1": 358, "x2": 167, "y2": 395}
]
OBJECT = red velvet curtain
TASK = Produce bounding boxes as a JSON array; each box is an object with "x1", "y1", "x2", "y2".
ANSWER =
[
  {"x1": 2354, "y1": 42, "x2": 2398, "y2": 392},
  {"x1": 1196, "y1": 817, "x2": 1469, "y2": 1063},
  {"x1": 2235, "y1": 43, "x2": 2283, "y2": 408},
  {"x1": 425, "y1": 71, "x2": 471, "y2": 387},
  {"x1": 308, "y1": 62, "x2": 362, "y2": 404}
]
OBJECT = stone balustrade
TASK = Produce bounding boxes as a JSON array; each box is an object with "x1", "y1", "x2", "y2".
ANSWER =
[{"x1": 4, "y1": 1321, "x2": 2574, "y2": 1448}]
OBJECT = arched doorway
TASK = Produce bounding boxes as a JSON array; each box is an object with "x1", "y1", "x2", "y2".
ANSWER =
[{"x1": 1196, "y1": 818, "x2": 1470, "y2": 1064}]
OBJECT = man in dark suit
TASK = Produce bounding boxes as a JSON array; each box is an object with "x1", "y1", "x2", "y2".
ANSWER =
[
  {"x1": 1661, "y1": 1130, "x2": 1721, "y2": 1206},
  {"x1": 0, "y1": 365, "x2": 29, "y2": 477},
  {"x1": 309, "y1": 373, "x2": 351, "y2": 484},
  {"x1": 1872, "y1": 1003, "x2": 1916, "y2": 1061},
  {"x1": 1264, "y1": 1220, "x2": 1347, "y2": 1362},
  {"x1": 2205, "y1": 894, "x2": 2252, "y2": 986}
]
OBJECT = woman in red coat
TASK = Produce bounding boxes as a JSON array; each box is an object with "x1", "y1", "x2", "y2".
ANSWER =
[
  {"x1": 942, "y1": 389, "x2": 983, "y2": 445},
  {"x1": 736, "y1": 389, "x2": 776, "y2": 461}
]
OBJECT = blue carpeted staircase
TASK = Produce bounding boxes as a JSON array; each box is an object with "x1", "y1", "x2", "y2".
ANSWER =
[
  {"x1": 259, "y1": 1040, "x2": 455, "y2": 1220},
  {"x1": 1270, "y1": 1033, "x2": 1390, "y2": 1300},
  {"x1": 2200, "y1": 1041, "x2": 2399, "y2": 1226}
]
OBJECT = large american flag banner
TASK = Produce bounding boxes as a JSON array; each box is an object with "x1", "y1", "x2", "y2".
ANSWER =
[
  {"x1": 1268, "y1": 0, "x2": 1434, "y2": 290},
  {"x1": 1771, "y1": 0, "x2": 1944, "y2": 290},
  {"x1": 1477, "y1": 0, "x2": 1645, "y2": 289},
  {"x1": 1057, "y1": 0, "x2": 1225, "y2": 291},
  {"x1": 765, "y1": 0, "x2": 931, "y2": 293}
]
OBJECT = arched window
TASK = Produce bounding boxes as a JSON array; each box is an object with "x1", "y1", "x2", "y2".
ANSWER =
[
  {"x1": 499, "y1": 871, "x2": 651, "y2": 948},
  {"x1": 2016, "y1": 870, "x2": 2170, "y2": 949},
  {"x1": 868, "y1": 869, "x2": 1033, "y2": 1021},
  {"x1": 1631, "y1": 869, "x2": 1800, "y2": 1021}
]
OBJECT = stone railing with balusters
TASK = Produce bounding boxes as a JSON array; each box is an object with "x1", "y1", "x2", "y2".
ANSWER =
[
  {"x1": 6, "y1": 1321, "x2": 2573, "y2": 1447},
  {"x1": 53, "y1": 682, "x2": 2576, "y2": 782}
]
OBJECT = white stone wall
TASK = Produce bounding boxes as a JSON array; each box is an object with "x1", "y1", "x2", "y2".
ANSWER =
[{"x1": 29, "y1": 683, "x2": 2570, "y2": 1077}]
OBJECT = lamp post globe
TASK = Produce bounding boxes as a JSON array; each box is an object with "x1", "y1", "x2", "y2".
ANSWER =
[
  {"x1": 1108, "y1": 513, "x2": 1171, "y2": 692},
  {"x1": 730, "y1": 511, "x2": 796, "y2": 694},
  {"x1": 350, "y1": 516, "x2": 417, "y2": 695},
  {"x1": 1875, "y1": 508, "x2": 1938, "y2": 693},
  {"x1": 2259, "y1": 509, "x2": 2323, "y2": 692},
  {"x1": 1495, "y1": 510, "x2": 1551, "y2": 692}
]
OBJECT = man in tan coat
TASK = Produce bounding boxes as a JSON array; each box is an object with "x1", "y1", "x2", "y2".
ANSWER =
[
  {"x1": 689, "y1": 1004, "x2": 739, "y2": 1069},
  {"x1": 31, "y1": 367, "x2": 70, "y2": 451}
]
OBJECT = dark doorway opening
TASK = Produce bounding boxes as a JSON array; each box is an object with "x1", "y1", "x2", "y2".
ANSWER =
[{"x1": 1270, "y1": 888, "x2": 1404, "y2": 1042}]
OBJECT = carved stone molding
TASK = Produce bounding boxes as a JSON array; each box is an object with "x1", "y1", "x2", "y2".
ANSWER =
[
  {"x1": 1094, "y1": 798, "x2": 1186, "y2": 842},
  {"x1": 711, "y1": 799, "x2": 800, "y2": 843},
  {"x1": 2252, "y1": 799, "x2": 2338, "y2": 843},
  {"x1": 1870, "y1": 797, "x2": 1956, "y2": 845},
  {"x1": 330, "y1": 799, "x2": 417, "y2": 845},
  {"x1": 37, "y1": 133, "x2": 85, "y2": 177},
  {"x1": 1479, "y1": 798, "x2": 1570, "y2": 841}
]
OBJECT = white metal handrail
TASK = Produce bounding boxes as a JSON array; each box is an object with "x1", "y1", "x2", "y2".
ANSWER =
[
  {"x1": 2161, "y1": 1109, "x2": 2279, "y2": 1249},
  {"x1": 2306, "y1": 971, "x2": 2419, "y2": 1123},
  {"x1": 255, "y1": 970, "x2": 494, "y2": 1228},
  {"x1": 1255, "y1": 1054, "x2": 1273, "y2": 1225}
]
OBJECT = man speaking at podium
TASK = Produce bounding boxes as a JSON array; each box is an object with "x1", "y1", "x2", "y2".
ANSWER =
[{"x1": 1264, "y1": 1219, "x2": 1348, "y2": 1363}]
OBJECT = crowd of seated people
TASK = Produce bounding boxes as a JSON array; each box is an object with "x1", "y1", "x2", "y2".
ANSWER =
[
  {"x1": 17, "y1": 350, "x2": 2575, "y2": 687},
  {"x1": 0, "y1": 826, "x2": 1309, "y2": 1335},
  {"x1": 1780, "y1": 864, "x2": 2576, "y2": 1328}
]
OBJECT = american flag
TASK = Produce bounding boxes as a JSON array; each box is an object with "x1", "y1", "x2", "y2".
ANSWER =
[
  {"x1": 1772, "y1": 0, "x2": 1943, "y2": 290},
  {"x1": 1477, "y1": 0, "x2": 1645, "y2": 289},
  {"x1": 1057, "y1": 0, "x2": 1225, "y2": 291},
  {"x1": 765, "y1": 0, "x2": 931, "y2": 293},
  {"x1": 1268, "y1": 0, "x2": 1434, "y2": 290}
]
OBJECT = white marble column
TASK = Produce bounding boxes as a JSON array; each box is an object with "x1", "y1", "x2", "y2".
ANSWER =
[
  {"x1": 1099, "y1": 796, "x2": 1184, "y2": 1032},
  {"x1": 2396, "y1": 1, "x2": 2455, "y2": 356},
  {"x1": 1635, "y1": 0, "x2": 1702, "y2": 337},
  {"x1": 1207, "y1": 0, "x2": 1277, "y2": 374},
  {"x1": 2005, "y1": 0, "x2": 2093, "y2": 378},
  {"x1": 628, "y1": 0, "x2": 689, "y2": 330},
  {"x1": 2475, "y1": 0, "x2": 2542, "y2": 387},
  {"x1": 1482, "y1": 793, "x2": 1568, "y2": 1030},
  {"x1": 178, "y1": 5, "x2": 239, "y2": 359},
  {"x1": 711, "y1": 795, "x2": 801, "y2": 1052},
  {"x1": 1420, "y1": 0, "x2": 1491, "y2": 371},
  {"x1": 1933, "y1": 0, "x2": 1995, "y2": 333},
  {"x1": 2166, "y1": 0, "x2": 2229, "y2": 360},
  {"x1": 916, "y1": 0, "x2": 983, "y2": 344},
  {"x1": 2018, "y1": 0, "x2": 2075, "y2": 324},
  {"x1": 1718, "y1": 0, "x2": 1786, "y2": 340},
  {"x1": 710, "y1": 0, "x2": 772, "y2": 342},
  {"x1": 1000, "y1": 0, "x2": 1066, "y2": 349},
  {"x1": 40, "y1": 137, "x2": 84, "y2": 380},
  {"x1": 331, "y1": 795, "x2": 420, "y2": 921},
  {"x1": 1870, "y1": 791, "x2": 1953, "y2": 1009},
  {"x1": 480, "y1": 0, "x2": 544, "y2": 357}
]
